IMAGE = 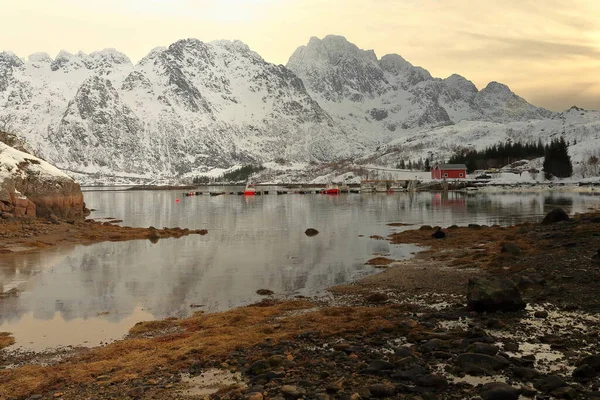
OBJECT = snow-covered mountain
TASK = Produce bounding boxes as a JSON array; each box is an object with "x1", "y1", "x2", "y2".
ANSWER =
[
  {"x1": 0, "y1": 39, "x2": 355, "y2": 180},
  {"x1": 0, "y1": 35, "x2": 597, "y2": 182},
  {"x1": 286, "y1": 35, "x2": 554, "y2": 141}
]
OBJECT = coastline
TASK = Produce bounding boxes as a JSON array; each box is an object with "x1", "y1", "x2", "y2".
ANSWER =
[
  {"x1": 1, "y1": 212, "x2": 600, "y2": 398},
  {"x1": 0, "y1": 217, "x2": 208, "y2": 255}
]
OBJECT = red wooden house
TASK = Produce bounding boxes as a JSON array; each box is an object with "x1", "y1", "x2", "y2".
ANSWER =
[{"x1": 431, "y1": 164, "x2": 467, "y2": 180}]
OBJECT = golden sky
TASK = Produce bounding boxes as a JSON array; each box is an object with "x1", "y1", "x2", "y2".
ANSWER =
[{"x1": 2, "y1": 0, "x2": 599, "y2": 111}]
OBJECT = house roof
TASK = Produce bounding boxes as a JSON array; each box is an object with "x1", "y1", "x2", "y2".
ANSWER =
[{"x1": 434, "y1": 164, "x2": 467, "y2": 170}]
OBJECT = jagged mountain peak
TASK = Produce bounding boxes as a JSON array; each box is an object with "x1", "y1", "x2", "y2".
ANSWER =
[
  {"x1": 443, "y1": 74, "x2": 478, "y2": 96},
  {"x1": 290, "y1": 35, "x2": 378, "y2": 68},
  {"x1": 0, "y1": 51, "x2": 24, "y2": 69},
  {"x1": 89, "y1": 48, "x2": 131, "y2": 65},
  {"x1": 28, "y1": 52, "x2": 53, "y2": 63}
]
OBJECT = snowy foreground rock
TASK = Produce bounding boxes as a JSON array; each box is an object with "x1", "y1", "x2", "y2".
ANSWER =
[
  {"x1": 0, "y1": 142, "x2": 84, "y2": 219},
  {"x1": 0, "y1": 35, "x2": 599, "y2": 182}
]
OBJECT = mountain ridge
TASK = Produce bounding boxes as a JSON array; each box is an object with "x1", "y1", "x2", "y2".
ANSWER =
[{"x1": 0, "y1": 35, "x2": 597, "y2": 182}]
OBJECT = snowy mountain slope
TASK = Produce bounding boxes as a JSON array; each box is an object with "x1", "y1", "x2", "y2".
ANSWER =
[
  {"x1": 0, "y1": 39, "x2": 356, "y2": 179},
  {"x1": 287, "y1": 35, "x2": 554, "y2": 140},
  {"x1": 368, "y1": 107, "x2": 600, "y2": 167},
  {"x1": 0, "y1": 35, "x2": 597, "y2": 182}
]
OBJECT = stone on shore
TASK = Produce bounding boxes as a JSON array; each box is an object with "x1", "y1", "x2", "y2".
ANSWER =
[
  {"x1": 541, "y1": 208, "x2": 570, "y2": 225},
  {"x1": 480, "y1": 382, "x2": 519, "y2": 400},
  {"x1": 467, "y1": 277, "x2": 526, "y2": 312}
]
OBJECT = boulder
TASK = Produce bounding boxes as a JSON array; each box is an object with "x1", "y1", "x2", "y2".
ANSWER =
[
  {"x1": 480, "y1": 382, "x2": 519, "y2": 400},
  {"x1": 455, "y1": 353, "x2": 510, "y2": 374},
  {"x1": 432, "y1": 227, "x2": 446, "y2": 239},
  {"x1": 500, "y1": 242, "x2": 521, "y2": 256},
  {"x1": 0, "y1": 142, "x2": 84, "y2": 219},
  {"x1": 534, "y1": 375, "x2": 566, "y2": 393},
  {"x1": 467, "y1": 277, "x2": 526, "y2": 312},
  {"x1": 305, "y1": 228, "x2": 319, "y2": 237},
  {"x1": 541, "y1": 208, "x2": 569, "y2": 225}
]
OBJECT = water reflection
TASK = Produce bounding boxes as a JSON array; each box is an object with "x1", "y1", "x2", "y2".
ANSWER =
[{"x1": 0, "y1": 190, "x2": 598, "y2": 351}]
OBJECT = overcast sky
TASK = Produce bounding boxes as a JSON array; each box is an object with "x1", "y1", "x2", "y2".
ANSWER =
[{"x1": 1, "y1": 0, "x2": 599, "y2": 111}]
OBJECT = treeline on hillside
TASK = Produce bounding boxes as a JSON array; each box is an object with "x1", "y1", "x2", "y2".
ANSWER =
[
  {"x1": 192, "y1": 164, "x2": 265, "y2": 184},
  {"x1": 448, "y1": 138, "x2": 573, "y2": 178},
  {"x1": 449, "y1": 140, "x2": 546, "y2": 172},
  {"x1": 543, "y1": 137, "x2": 572, "y2": 179},
  {"x1": 395, "y1": 158, "x2": 431, "y2": 172}
]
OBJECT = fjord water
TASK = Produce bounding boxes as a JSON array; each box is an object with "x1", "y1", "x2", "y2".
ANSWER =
[{"x1": 0, "y1": 189, "x2": 598, "y2": 351}]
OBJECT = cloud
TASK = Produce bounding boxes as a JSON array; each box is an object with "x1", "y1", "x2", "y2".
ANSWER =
[{"x1": 455, "y1": 32, "x2": 600, "y2": 61}]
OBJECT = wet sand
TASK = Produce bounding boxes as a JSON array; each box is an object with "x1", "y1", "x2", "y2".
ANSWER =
[{"x1": 2, "y1": 212, "x2": 600, "y2": 399}]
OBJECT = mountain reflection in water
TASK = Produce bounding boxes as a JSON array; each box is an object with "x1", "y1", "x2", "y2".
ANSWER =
[{"x1": 0, "y1": 189, "x2": 597, "y2": 350}]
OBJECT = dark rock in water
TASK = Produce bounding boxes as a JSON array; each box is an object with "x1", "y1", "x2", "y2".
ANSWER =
[
  {"x1": 573, "y1": 364, "x2": 596, "y2": 380},
  {"x1": 513, "y1": 367, "x2": 540, "y2": 380},
  {"x1": 414, "y1": 374, "x2": 448, "y2": 389},
  {"x1": 432, "y1": 227, "x2": 446, "y2": 239},
  {"x1": 500, "y1": 242, "x2": 521, "y2": 256},
  {"x1": 419, "y1": 225, "x2": 433, "y2": 230},
  {"x1": 534, "y1": 310, "x2": 549, "y2": 319},
  {"x1": 541, "y1": 208, "x2": 569, "y2": 225},
  {"x1": 368, "y1": 383, "x2": 396, "y2": 398},
  {"x1": 455, "y1": 353, "x2": 510, "y2": 374},
  {"x1": 256, "y1": 289, "x2": 274, "y2": 296},
  {"x1": 551, "y1": 387, "x2": 577, "y2": 399},
  {"x1": 305, "y1": 228, "x2": 319, "y2": 237},
  {"x1": 466, "y1": 342, "x2": 499, "y2": 356},
  {"x1": 576, "y1": 354, "x2": 600, "y2": 370},
  {"x1": 467, "y1": 277, "x2": 526, "y2": 312},
  {"x1": 534, "y1": 375, "x2": 566, "y2": 392},
  {"x1": 480, "y1": 382, "x2": 519, "y2": 400}
]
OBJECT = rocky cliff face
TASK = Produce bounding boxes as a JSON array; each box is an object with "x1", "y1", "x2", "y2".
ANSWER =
[{"x1": 0, "y1": 142, "x2": 84, "y2": 219}]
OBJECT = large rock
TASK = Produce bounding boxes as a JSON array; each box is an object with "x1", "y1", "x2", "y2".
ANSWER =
[
  {"x1": 0, "y1": 142, "x2": 84, "y2": 219},
  {"x1": 480, "y1": 382, "x2": 519, "y2": 400},
  {"x1": 467, "y1": 277, "x2": 526, "y2": 312},
  {"x1": 541, "y1": 208, "x2": 569, "y2": 225}
]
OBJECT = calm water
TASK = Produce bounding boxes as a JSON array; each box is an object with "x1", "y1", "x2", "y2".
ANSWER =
[{"x1": 0, "y1": 189, "x2": 598, "y2": 351}]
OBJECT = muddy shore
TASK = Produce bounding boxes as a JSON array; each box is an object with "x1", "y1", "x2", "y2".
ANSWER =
[{"x1": 2, "y1": 212, "x2": 600, "y2": 399}]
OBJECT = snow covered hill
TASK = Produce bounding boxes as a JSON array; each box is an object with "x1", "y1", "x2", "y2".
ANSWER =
[
  {"x1": 0, "y1": 39, "x2": 356, "y2": 180},
  {"x1": 0, "y1": 35, "x2": 598, "y2": 182},
  {"x1": 286, "y1": 35, "x2": 554, "y2": 143}
]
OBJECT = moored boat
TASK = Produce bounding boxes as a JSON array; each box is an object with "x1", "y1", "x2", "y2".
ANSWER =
[
  {"x1": 244, "y1": 182, "x2": 257, "y2": 195},
  {"x1": 323, "y1": 183, "x2": 340, "y2": 195}
]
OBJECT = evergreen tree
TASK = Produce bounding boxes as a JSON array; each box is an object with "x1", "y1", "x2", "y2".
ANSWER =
[
  {"x1": 424, "y1": 158, "x2": 430, "y2": 171},
  {"x1": 543, "y1": 137, "x2": 572, "y2": 179}
]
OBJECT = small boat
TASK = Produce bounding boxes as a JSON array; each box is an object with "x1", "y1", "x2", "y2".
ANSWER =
[
  {"x1": 244, "y1": 182, "x2": 257, "y2": 196},
  {"x1": 323, "y1": 183, "x2": 340, "y2": 195}
]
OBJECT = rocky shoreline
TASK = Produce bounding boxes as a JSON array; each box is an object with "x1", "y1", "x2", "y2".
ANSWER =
[
  {"x1": 0, "y1": 217, "x2": 208, "y2": 254},
  {"x1": 2, "y1": 210, "x2": 600, "y2": 399}
]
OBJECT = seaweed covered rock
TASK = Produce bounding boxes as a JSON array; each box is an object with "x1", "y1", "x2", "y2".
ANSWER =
[{"x1": 467, "y1": 277, "x2": 526, "y2": 312}]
